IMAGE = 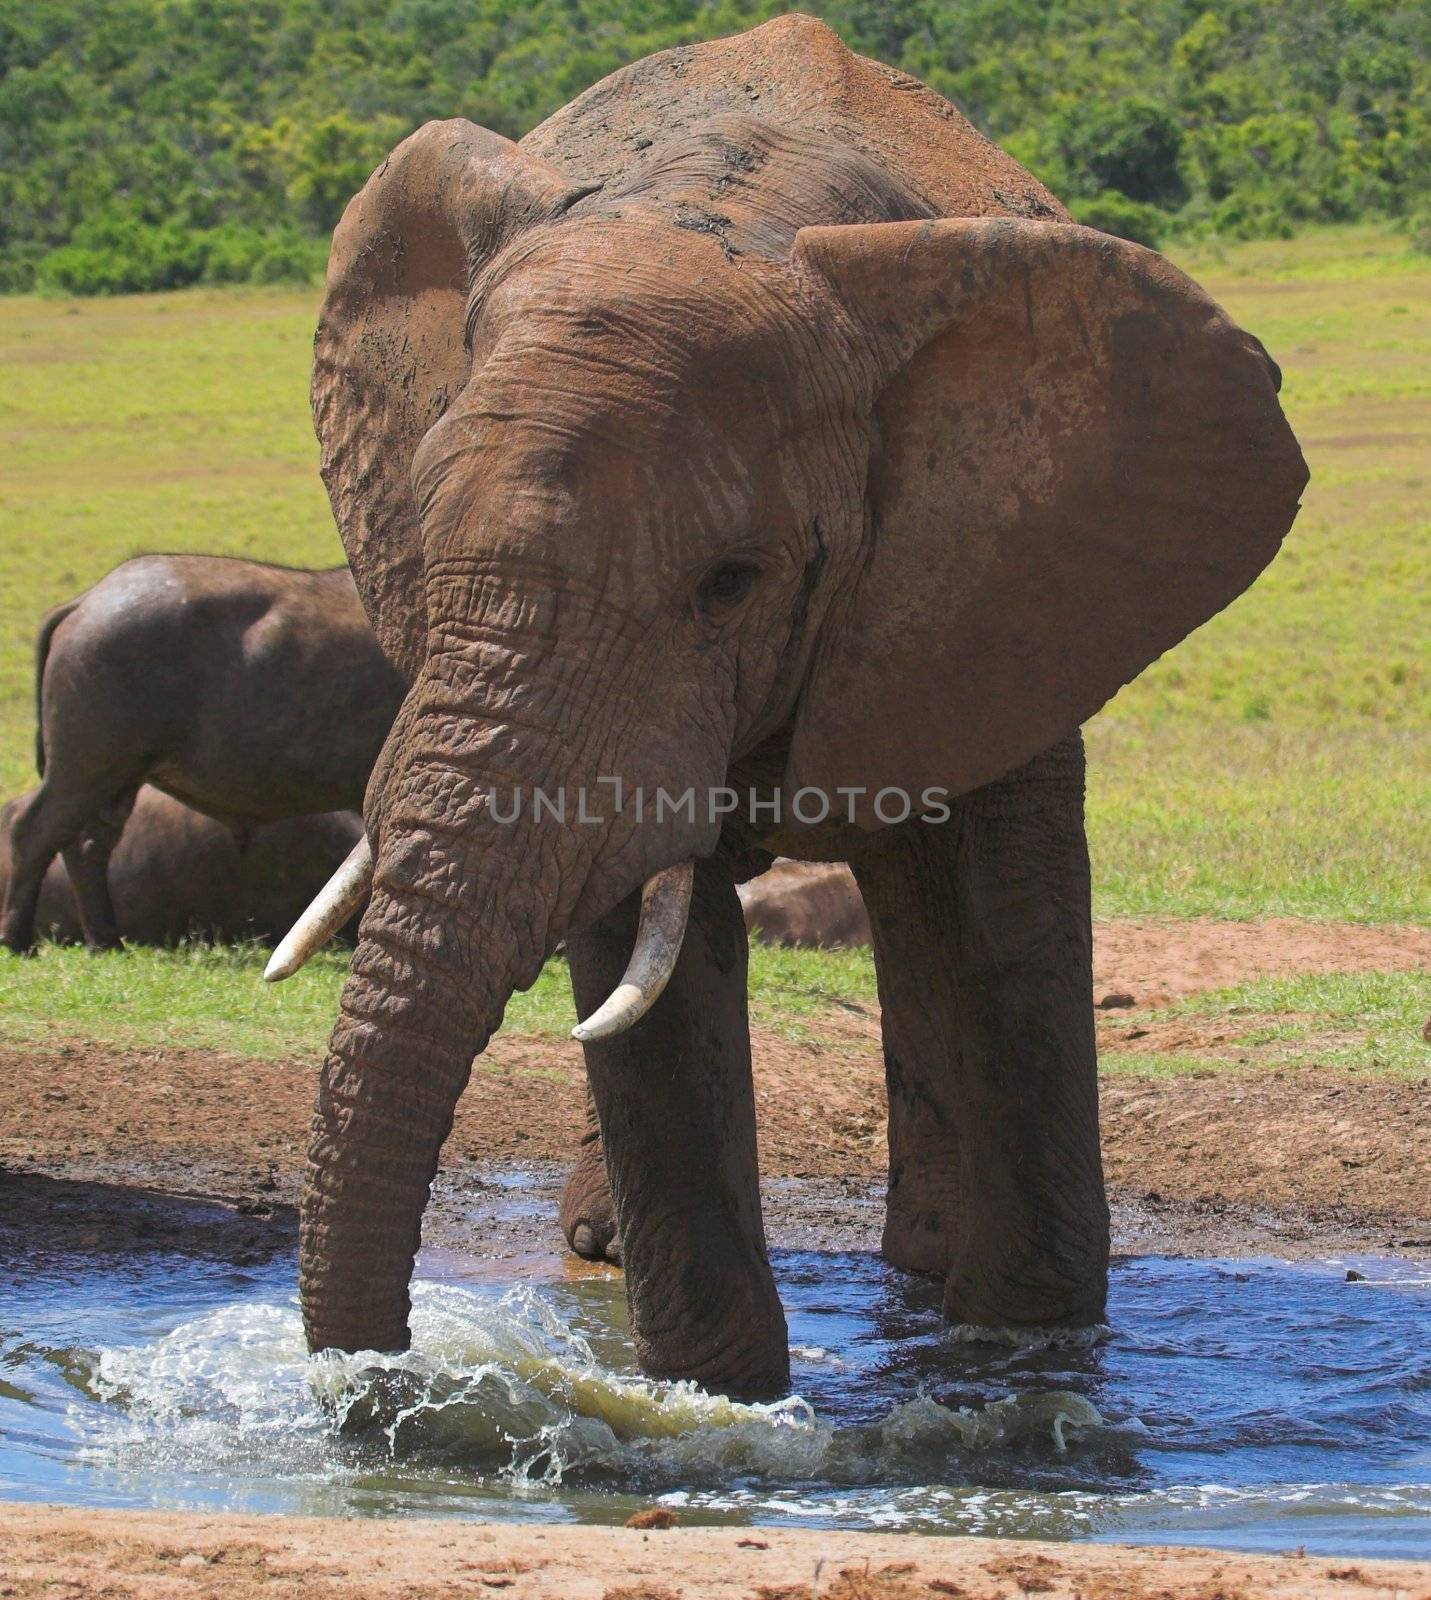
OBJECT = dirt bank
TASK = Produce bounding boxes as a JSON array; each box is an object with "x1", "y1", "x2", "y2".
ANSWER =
[
  {"x1": 1, "y1": 1034, "x2": 1428, "y2": 1267},
  {"x1": 1085, "y1": 915, "x2": 1430, "y2": 1007},
  {"x1": 0, "y1": 917, "x2": 1426, "y2": 1267},
  {"x1": 1, "y1": 1504, "x2": 1426, "y2": 1600}
]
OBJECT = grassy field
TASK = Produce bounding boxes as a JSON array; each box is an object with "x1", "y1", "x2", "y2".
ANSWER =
[
  {"x1": 2, "y1": 939, "x2": 1425, "y2": 1079},
  {"x1": 0, "y1": 942, "x2": 883, "y2": 1060},
  {"x1": 2, "y1": 227, "x2": 1426, "y2": 925}
]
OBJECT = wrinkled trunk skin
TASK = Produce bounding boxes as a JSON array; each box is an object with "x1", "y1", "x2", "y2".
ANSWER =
[
  {"x1": 300, "y1": 834, "x2": 535, "y2": 1354},
  {"x1": 299, "y1": 628, "x2": 590, "y2": 1354},
  {"x1": 297, "y1": 575, "x2": 710, "y2": 1357}
]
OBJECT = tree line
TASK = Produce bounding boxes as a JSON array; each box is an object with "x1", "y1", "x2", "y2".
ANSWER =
[{"x1": 2, "y1": 0, "x2": 1426, "y2": 294}]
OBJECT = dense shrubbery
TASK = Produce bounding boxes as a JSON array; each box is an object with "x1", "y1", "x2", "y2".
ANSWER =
[{"x1": 2, "y1": 0, "x2": 1427, "y2": 292}]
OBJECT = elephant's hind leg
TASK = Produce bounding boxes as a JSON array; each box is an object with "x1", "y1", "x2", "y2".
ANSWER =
[
  {"x1": 558, "y1": 1083, "x2": 622, "y2": 1263},
  {"x1": 852, "y1": 842, "x2": 967, "y2": 1277},
  {"x1": 947, "y1": 732, "x2": 1107, "y2": 1329},
  {"x1": 857, "y1": 732, "x2": 1109, "y2": 1331},
  {"x1": 2, "y1": 782, "x2": 98, "y2": 953},
  {"x1": 566, "y1": 860, "x2": 788, "y2": 1395}
]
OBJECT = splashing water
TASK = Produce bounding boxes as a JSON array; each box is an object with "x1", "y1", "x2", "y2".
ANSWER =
[
  {"x1": 0, "y1": 1242, "x2": 1427, "y2": 1555},
  {"x1": 85, "y1": 1282, "x2": 1111, "y2": 1493}
]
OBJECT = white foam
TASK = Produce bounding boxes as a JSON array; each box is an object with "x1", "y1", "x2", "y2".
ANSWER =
[{"x1": 79, "y1": 1282, "x2": 1117, "y2": 1491}]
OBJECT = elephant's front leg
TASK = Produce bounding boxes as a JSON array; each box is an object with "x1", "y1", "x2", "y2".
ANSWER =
[
  {"x1": 565, "y1": 861, "x2": 789, "y2": 1395},
  {"x1": 858, "y1": 732, "x2": 1109, "y2": 1331}
]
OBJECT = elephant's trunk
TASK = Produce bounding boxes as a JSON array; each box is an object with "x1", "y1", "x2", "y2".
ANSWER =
[
  {"x1": 297, "y1": 649, "x2": 594, "y2": 1353},
  {"x1": 299, "y1": 851, "x2": 531, "y2": 1353}
]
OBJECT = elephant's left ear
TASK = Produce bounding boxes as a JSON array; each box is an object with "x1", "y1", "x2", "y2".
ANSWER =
[{"x1": 784, "y1": 218, "x2": 1307, "y2": 822}]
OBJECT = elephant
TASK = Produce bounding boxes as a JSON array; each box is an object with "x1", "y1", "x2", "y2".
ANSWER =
[
  {"x1": 739, "y1": 859, "x2": 870, "y2": 948},
  {"x1": 284, "y1": 15, "x2": 1306, "y2": 1396},
  {"x1": 0, "y1": 556, "x2": 405, "y2": 954},
  {"x1": 0, "y1": 785, "x2": 365, "y2": 947}
]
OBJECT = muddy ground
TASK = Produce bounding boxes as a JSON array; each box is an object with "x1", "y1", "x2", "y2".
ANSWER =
[
  {"x1": 0, "y1": 917, "x2": 1426, "y2": 1269},
  {"x1": 0, "y1": 918, "x2": 1427, "y2": 1599}
]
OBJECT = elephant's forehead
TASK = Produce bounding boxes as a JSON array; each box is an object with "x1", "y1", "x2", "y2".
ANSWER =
[
  {"x1": 477, "y1": 218, "x2": 818, "y2": 406},
  {"x1": 415, "y1": 387, "x2": 794, "y2": 609}
]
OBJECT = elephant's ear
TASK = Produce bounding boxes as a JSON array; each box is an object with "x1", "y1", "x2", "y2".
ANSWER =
[
  {"x1": 312, "y1": 120, "x2": 583, "y2": 680},
  {"x1": 785, "y1": 218, "x2": 1307, "y2": 822}
]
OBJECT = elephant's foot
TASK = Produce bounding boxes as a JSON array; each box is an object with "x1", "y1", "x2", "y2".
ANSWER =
[
  {"x1": 558, "y1": 1139, "x2": 622, "y2": 1264},
  {"x1": 881, "y1": 1163, "x2": 960, "y2": 1277},
  {"x1": 941, "y1": 1232, "x2": 1108, "y2": 1334},
  {"x1": 83, "y1": 933, "x2": 124, "y2": 954}
]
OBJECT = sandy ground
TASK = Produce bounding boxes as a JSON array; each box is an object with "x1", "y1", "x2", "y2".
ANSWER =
[
  {"x1": 0, "y1": 917, "x2": 1427, "y2": 1594},
  {"x1": 1, "y1": 1505, "x2": 1427, "y2": 1600}
]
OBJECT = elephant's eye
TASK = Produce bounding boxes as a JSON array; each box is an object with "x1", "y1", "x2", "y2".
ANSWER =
[{"x1": 697, "y1": 560, "x2": 757, "y2": 614}]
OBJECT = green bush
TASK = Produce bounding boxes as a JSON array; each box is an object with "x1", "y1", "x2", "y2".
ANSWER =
[
  {"x1": 1208, "y1": 193, "x2": 1298, "y2": 242},
  {"x1": 35, "y1": 214, "x2": 325, "y2": 295},
  {"x1": 1052, "y1": 99, "x2": 1188, "y2": 209},
  {"x1": 1072, "y1": 191, "x2": 1167, "y2": 248},
  {"x1": 37, "y1": 211, "x2": 206, "y2": 295},
  {"x1": 2, "y1": 0, "x2": 1429, "y2": 293},
  {"x1": 199, "y1": 223, "x2": 325, "y2": 286}
]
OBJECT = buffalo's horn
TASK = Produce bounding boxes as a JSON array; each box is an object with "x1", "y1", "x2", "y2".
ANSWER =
[
  {"x1": 571, "y1": 862, "x2": 694, "y2": 1043},
  {"x1": 264, "y1": 835, "x2": 374, "y2": 982}
]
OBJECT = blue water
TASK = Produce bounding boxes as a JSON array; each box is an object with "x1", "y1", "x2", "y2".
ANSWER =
[{"x1": 0, "y1": 1246, "x2": 1426, "y2": 1558}]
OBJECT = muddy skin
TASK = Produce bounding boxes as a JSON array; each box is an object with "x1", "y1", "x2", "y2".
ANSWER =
[{"x1": 300, "y1": 13, "x2": 1305, "y2": 1387}]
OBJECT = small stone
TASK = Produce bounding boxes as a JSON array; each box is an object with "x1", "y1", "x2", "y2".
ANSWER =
[
  {"x1": 1345, "y1": 1268, "x2": 1366, "y2": 1282},
  {"x1": 625, "y1": 1507, "x2": 678, "y2": 1530}
]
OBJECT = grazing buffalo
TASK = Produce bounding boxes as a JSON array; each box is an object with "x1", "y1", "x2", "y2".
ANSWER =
[
  {"x1": 0, "y1": 556, "x2": 404, "y2": 953},
  {"x1": 0, "y1": 786, "x2": 366, "y2": 947}
]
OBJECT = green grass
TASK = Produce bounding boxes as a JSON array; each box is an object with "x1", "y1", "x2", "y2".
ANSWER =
[
  {"x1": 7, "y1": 942, "x2": 1424, "y2": 1086},
  {"x1": 0, "y1": 942, "x2": 351, "y2": 1059},
  {"x1": 0, "y1": 940, "x2": 881, "y2": 1059},
  {"x1": 0, "y1": 225, "x2": 1427, "y2": 950},
  {"x1": 0, "y1": 288, "x2": 341, "y2": 796},
  {"x1": 1100, "y1": 970, "x2": 1431, "y2": 1079},
  {"x1": 1086, "y1": 226, "x2": 1430, "y2": 921}
]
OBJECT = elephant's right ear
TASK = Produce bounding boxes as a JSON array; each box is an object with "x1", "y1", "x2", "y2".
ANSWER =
[
  {"x1": 312, "y1": 120, "x2": 583, "y2": 681},
  {"x1": 785, "y1": 218, "x2": 1308, "y2": 820}
]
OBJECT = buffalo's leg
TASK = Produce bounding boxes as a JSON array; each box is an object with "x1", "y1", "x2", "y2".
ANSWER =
[
  {"x1": 558, "y1": 1083, "x2": 622, "y2": 1263},
  {"x1": 2, "y1": 784, "x2": 99, "y2": 953},
  {"x1": 60, "y1": 788, "x2": 136, "y2": 952},
  {"x1": 566, "y1": 860, "x2": 788, "y2": 1394},
  {"x1": 857, "y1": 733, "x2": 1108, "y2": 1330}
]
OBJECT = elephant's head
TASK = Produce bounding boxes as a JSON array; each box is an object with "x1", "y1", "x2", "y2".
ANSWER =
[{"x1": 296, "y1": 119, "x2": 1306, "y2": 1371}]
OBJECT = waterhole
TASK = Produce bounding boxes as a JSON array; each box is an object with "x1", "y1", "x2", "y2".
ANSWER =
[{"x1": 0, "y1": 1219, "x2": 1426, "y2": 1558}]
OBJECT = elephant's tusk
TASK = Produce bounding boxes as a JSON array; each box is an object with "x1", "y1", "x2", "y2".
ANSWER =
[
  {"x1": 571, "y1": 862, "x2": 693, "y2": 1043},
  {"x1": 264, "y1": 836, "x2": 374, "y2": 982}
]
